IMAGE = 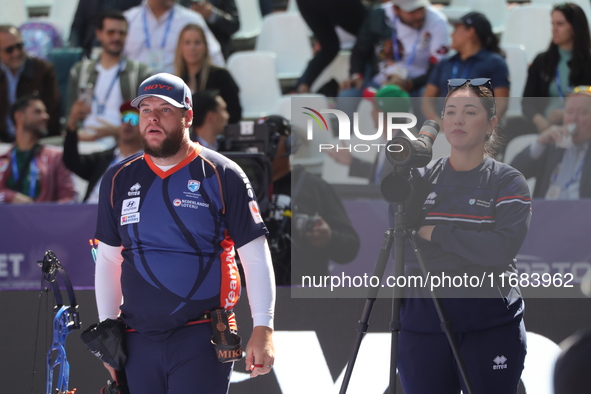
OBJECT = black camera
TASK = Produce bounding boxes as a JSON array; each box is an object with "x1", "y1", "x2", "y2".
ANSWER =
[
  {"x1": 293, "y1": 213, "x2": 319, "y2": 236},
  {"x1": 385, "y1": 120, "x2": 440, "y2": 168},
  {"x1": 380, "y1": 120, "x2": 440, "y2": 228},
  {"x1": 222, "y1": 122, "x2": 278, "y2": 160}
]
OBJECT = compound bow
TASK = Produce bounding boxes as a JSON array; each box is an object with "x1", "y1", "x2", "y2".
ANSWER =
[{"x1": 38, "y1": 250, "x2": 81, "y2": 394}]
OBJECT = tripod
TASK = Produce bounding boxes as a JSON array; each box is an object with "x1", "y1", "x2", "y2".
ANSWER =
[{"x1": 339, "y1": 170, "x2": 475, "y2": 394}]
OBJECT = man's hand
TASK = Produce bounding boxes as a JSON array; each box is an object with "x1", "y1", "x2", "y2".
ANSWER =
[
  {"x1": 245, "y1": 326, "x2": 274, "y2": 378},
  {"x1": 190, "y1": 1, "x2": 214, "y2": 19},
  {"x1": 67, "y1": 100, "x2": 91, "y2": 131},
  {"x1": 12, "y1": 192, "x2": 34, "y2": 204},
  {"x1": 538, "y1": 125, "x2": 570, "y2": 146},
  {"x1": 305, "y1": 216, "x2": 332, "y2": 247}
]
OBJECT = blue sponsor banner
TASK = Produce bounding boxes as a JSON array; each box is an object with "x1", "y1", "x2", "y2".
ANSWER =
[
  {"x1": 0, "y1": 200, "x2": 590, "y2": 290},
  {"x1": 0, "y1": 204, "x2": 98, "y2": 290}
]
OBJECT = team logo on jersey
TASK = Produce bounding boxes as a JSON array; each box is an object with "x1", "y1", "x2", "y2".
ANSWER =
[
  {"x1": 173, "y1": 199, "x2": 182, "y2": 206},
  {"x1": 249, "y1": 201, "x2": 263, "y2": 224},
  {"x1": 128, "y1": 183, "x2": 141, "y2": 196},
  {"x1": 425, "y1": 192, "x2": 437, "y2": 205},
  {"x1": 121, "y1": 212, "x2": 140, "y2": 226},
  {"x1": 493, "y1": 355, "x2": 508, "y2": 370},
  {"x1": 187, "y1": 180, "x2": 200, "y2": 192},
  {"x1": 122, "y1": 197, "x2": 140, "y2": 214},
  {"x1": 470, "y1": 198, "x2": 492, "y2": 208}
]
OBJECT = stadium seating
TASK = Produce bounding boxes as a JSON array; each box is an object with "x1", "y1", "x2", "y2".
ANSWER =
[{"x1": 254, "y1": 12, "x2": 313, "y2": 81}]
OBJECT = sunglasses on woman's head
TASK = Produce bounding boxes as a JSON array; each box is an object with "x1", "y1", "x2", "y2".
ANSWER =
[
  {"x1": 447, "y1": 78, "x2": 493, "y2": 94},
  {"x1": 122, "y1": 112, "x2": 139, "y2": 126},
  {"x1": 444, "y1": 78, "x2": 496, "y2": 117}
]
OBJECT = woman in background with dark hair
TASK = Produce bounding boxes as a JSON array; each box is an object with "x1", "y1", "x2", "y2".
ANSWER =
[
  {"x1": 395, "y1": 79, "x2": 530, "y2": 393},
  {"x1": 421, "y1": 12, "x2": 510, "y2": 123},
  {"x1": 174, "y1": 24, "x2": 242, "y2": 124},
  {"x1": 522, "y1": 3, "x2": 591, "y2": 134}
]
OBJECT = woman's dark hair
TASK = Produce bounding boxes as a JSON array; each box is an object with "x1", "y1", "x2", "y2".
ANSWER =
[
  {"x1": 444, "y1": 83, "x2": 503, "y2": 157},
  {"x1": 542, "y1": 3, "x2": 591, "y2": 86}
]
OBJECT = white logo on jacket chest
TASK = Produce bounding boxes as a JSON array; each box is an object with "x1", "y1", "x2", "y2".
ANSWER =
[
  {"x1": 128, "y1": 183, "x2": 141, "y2": 196},
  {"x1": 122, "y1": 197, "x2": 140, "y2": 214}
]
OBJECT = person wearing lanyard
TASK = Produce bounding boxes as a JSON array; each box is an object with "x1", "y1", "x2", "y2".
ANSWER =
[
  {"x1": 522, "y1": 3, "x2": 591, "y2": 135},
  {"x1": 123, "y1": 0, "x2": 225, "y2": 74},
  {"x1": 421, "y1": 12, "x2": 510, "y2": 124},
  {"x1": 0, "y1": 96, "x2": 76, "y2": 204},
  {"x1": 63, "y1": 101, "x2": 143, "y2": 203},
  {"x1": 511, "y1": 86, "x2": 591, "y2": 199},
  {"x1": 66, "y1": 10, "x2": 153, "y2": 146}
]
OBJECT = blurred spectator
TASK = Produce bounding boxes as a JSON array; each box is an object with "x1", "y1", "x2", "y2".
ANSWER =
[
  {"x1": 510, "y1": 87, "x2": 591, "y2": 199},
  {"x1": 174, "y1": 24, "x2": 241, "y2": 123},
  {"x1": 259, "y1": 115, "x2": 360, "y2": 285},
  {"x1": 179, "y1": 0, "x2": 240, "y2": 60},
  {"x1": 70, "y1": 0, "x2": 141, "y2": 58},
  {"x1": 190, "y1": 91, "x2": 229, "y2": 149},
  {"x1": 63, "y1": 101, "x2": 142, "y2": 203},
  {"x1": 0, "y1": 95, "x2": 76, "y2": 204},
  {"x1": 66, "y1": 10, "x2": 152, "y2": 145},
  {"x1": 327, "y1": 84, "x2": 412, "y2": 183},
  {"x1": 421, "y1": 12, "x2": 509, "y2": 122},
  {"x1": 295, "y1": 0, "x2": 367, "y2": 93},
  {"x1": 522, "y1": 3, "x2": 591, "y2": 134},
  {"x1": 342, "y1": 0, "x2": 449, "y2": 97},
  {"x1": 123, "y1": 0, "x2": 224, "y2": 73},
  {"x1": 554, "y1": 328, "x2": 591, "y2": 394},
  {"x1": 0, "y1": 25, "x2": 61, "y2": 142},
  {"x1": 259, "y1": 0, "x2": 273, "y2": 16}
]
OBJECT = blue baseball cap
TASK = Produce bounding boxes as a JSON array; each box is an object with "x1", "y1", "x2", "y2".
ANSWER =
[{"x1": 131, "y1": 73, "x2": 193, "y2": 110}]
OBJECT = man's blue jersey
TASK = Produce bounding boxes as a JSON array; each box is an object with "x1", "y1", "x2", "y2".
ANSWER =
[
  {"x1": 95, "y1": 145, "x2": 268, "y2": 337},
  {"x1": 391, "y1": 156, "x2": 532, "y2": 332}
]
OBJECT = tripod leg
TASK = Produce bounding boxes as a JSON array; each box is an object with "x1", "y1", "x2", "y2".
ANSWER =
[
  {"x1": 339, "y1": 229, "x2": 395, "y2": 394},
  {"x1": 409, "y1": 232, "x2": 476, "y2": 394}
]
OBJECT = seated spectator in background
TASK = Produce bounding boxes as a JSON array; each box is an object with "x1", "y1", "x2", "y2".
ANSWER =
[
  {"x1": 0, "y1": 25, "x2": 61, "y2": 142},
  {"x1": 183, "y1": 0, "x2": 240, "y2": 60},
  {"x1": 327, "y1": 84, "x2": 412, "y2": 184},
  {"x1": 510, "y1": 86, "x2": 591, "y2": 199},
  {"x1": 70, "y1": 0, "x2": 141, "y2": 58},
  {"x1": 190, "y1": 91, "x2": 229, "y2": 150},
  {"x1": 174, "y1": 24, "x2": 241, "y2": 123},
  {"x1": 66, "y1": 11, "x2": 153, "y2": 146},
  {"x1": 260, "y1": 115, "x2": 360, "y2": 285},
  {"x1": 522, "y1": 3, "x2": 591, "y2": 134},
  {"x1": 554, "y1": 328, "x2": 591, "y2": 394},
  {"x1": 422, "y1": 12, "x2": 510, "y2": 123},
  {"x1": 63, "y1": 101, "x2": 142, "y2": 203},
  {"x1": 295, "y1": 0, "x2": 367, "y2": 93},
  {"x1": 123, "y1": 0, "x2": 224, "y2": 73},
  {"x1": 0, "y1": 96, "x2": 76, "y2": 204},
  {"x1": 341, "y1": 0, "x2": 449, "y2": 97}
]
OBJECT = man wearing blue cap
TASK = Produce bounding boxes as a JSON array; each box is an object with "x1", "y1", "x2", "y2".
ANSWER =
[{"x1": 93, "y1": 72, "x2": 275, "y2": 393}]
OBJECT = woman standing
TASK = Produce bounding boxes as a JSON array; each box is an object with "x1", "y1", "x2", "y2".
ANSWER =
[
  {"x1": 395, "y1": 79, "x2": 530, "y2": 393},
  {"x1": 522, "y1": 3, "x2": 591, "y2": 133},
  {"x1": 174, "y1": 24, "x2": 242, "y2": 124}
]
